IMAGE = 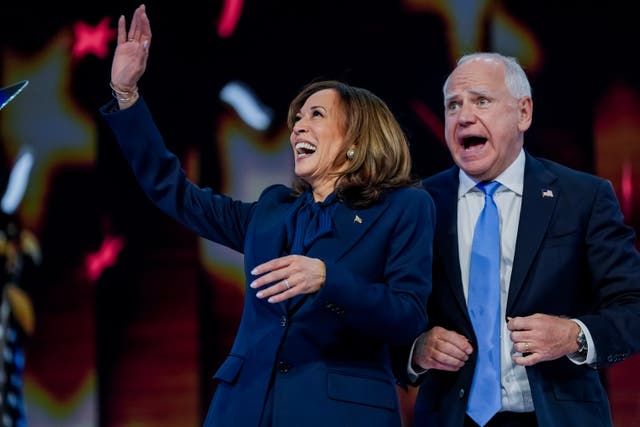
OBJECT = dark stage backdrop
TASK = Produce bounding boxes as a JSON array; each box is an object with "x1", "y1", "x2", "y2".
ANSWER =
[{"x1": 1, "y1": 1, "x2": 639, "y2": 426}]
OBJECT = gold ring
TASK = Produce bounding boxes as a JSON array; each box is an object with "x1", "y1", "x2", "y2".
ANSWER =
[{"x1": 284, "y1": 279, "x2": 291, "y2": 290}]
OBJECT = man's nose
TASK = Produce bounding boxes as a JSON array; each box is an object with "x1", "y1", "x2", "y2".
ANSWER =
[{"x1": 457, "y1": 103, "x2": 476, "y2": 125}]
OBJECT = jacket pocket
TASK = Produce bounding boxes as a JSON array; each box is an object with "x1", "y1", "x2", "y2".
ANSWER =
[
  {"x1": 213, "y1": 354, "x2": 245, "y2": 384},
  {"x1": 327, "y1": 370, "x2": 397, "y2": 410}
]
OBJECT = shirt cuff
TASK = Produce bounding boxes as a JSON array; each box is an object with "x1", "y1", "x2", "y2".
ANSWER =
[{"x1": 407, "y1": 336, "x2": 428, "y2": 382}]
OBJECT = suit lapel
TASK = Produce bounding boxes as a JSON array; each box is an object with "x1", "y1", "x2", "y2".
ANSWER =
[
  {"x1": 285, "y1": 197, "x2": 391, "y2": 314},
  {"x1": 251, "y1": 195, "x2": 297, "y2": 265},
  {"x1": 506, "y1": 154, "x2": 558, "y2": 312},
  {"x1": 309, "y1": 199, "x2": 390, "y2": 261},
  {"x1": 430, "y1": 168, "x2": 469, "y2": 318},
  {"x1": 256, "y1": 191, "x2": 385, "y2": 266},
  {"x1": 251, "y1": 195, "x2": 298, "y2": 315}
]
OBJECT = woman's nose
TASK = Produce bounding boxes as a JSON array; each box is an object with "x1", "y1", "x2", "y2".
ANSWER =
[{"x1": 293, "y1": 120, "x2": 307, "y2": 134}]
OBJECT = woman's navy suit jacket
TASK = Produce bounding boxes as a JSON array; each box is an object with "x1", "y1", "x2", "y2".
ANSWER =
[{"x1": 101, "y1": 98, "x2": 435, "y2": 427}]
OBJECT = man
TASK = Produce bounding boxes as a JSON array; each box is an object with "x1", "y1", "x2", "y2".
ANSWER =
[{"x1": 410, "y1": 52, "x2": 640, "y2": 427}]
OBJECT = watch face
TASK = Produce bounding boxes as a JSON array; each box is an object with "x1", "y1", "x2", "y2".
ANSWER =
[{"x1": 577, "y1": 331, "x2": 587, "y2": 353}]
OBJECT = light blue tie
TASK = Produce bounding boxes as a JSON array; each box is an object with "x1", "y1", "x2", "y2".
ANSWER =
[{"x1": 466, "y1": 181, "x2": 502, "y2": 426}]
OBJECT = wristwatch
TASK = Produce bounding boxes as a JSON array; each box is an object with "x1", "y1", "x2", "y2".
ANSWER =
[{"x1": 576, "y1": 329, "x2": 588, "y2": 355}]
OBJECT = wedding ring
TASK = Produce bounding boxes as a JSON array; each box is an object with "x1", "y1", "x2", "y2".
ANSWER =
[{"x1": 284, "y1": 279, "x2": 291, "y2": 290}]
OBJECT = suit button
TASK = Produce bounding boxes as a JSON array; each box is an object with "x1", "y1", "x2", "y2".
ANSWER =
[
  {"x1": 280, "y1": 315, "x2": 288, "y2": 327},
  {"x1": 458, "y1": 389, "x2": 465, "y2": 399},
  {"x1": 278, "y1": 361, "x2": 290, "y2": 373}
]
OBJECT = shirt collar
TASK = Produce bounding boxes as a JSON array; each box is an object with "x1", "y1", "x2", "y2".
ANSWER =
[{"x1": 458, "y1": 149, "x2": 525, "y2": 198}]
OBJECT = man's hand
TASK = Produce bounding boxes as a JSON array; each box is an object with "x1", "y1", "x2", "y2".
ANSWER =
[
  {"x1": 413, "y1": 326, "x2": 473, "y2": 372},
  {"x1": 508, "y1": 313, "x2": 581, "y2": 366}
]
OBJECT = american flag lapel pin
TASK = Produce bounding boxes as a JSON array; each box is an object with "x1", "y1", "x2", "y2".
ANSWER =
[
  {"x1": 354, "y1": 214, "x2": 363, "y2": 224},
  {"x1": 541, "y1": 188, "x2": 554, "y2": 198}
]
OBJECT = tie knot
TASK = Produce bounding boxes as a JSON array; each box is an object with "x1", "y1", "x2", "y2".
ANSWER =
[{"x1": 477, "y1": 181, "x2": 500, "y2": 197}]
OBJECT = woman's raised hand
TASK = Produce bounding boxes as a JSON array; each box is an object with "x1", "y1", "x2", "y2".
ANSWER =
[{"x1": 111, "y1": 4, "x2": 151, "y2": 94}]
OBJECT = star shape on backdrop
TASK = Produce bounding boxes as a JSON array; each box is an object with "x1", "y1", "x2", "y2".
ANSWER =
[
  {"x1": 72, "y1": 17, "x2": 116, "y2": 59},
  {"x1": 85, "y1": 234, "x2": 125, "y2": 282},
  {"x1": 217, "y1": 0, "x2": 245, "y2": 38},
  {"x1": 1, "y1": 29, "x2": 97, "y2": 230}
]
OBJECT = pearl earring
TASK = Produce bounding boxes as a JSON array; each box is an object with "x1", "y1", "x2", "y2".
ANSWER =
[{"x1": 346, "y1": 149, "x2": 355, "y2": 159}]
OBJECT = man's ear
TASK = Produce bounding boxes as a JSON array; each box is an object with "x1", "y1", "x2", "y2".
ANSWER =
[{"x1": 518, "y1": 96, "x2": 533, "y2": 132}]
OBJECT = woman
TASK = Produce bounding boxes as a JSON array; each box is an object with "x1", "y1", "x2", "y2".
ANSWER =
[{"x1": 101, "y1": 5, "x2": 435, "y2": 427}]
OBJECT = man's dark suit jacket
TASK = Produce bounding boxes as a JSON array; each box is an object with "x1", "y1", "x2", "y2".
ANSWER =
[
  {"x1": 414, "y1": 152, "x2": 640, "y2": 427},
  {"x1": 101, "y1": 98, "x2": 435, "y2": 427}
]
